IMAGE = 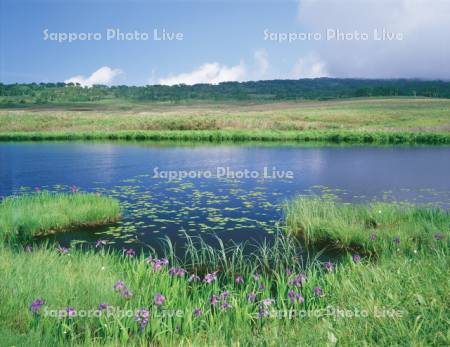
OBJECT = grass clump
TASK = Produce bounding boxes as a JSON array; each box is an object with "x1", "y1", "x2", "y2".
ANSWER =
[
  {"x1": 285, "y1": 197, "x2": 450, "y2": 256},
  {"x1": 0, "y1": 192, "x2": 121, "y2": 244}
]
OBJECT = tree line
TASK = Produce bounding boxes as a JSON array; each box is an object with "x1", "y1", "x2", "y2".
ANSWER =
[{"x1": 1, "y1": 78, "x2": 449, "y2": 105}]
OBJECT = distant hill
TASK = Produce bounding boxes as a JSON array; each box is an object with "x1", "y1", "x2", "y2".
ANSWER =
[{"x1": 1, "y1": 78, "x2": 449, "y2": 105}]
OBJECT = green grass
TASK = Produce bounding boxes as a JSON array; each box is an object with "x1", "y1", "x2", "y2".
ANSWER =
[
  {"x1": 1, "y1": 98, "x2": 449, "y2": 144},
  {"x1": 0, "y1": 192, "x2": 121, "y2": 244},
  {"x1": 0, "y1": 236, "x2": 448, "y2": 346},
  {"x1": 0, "y1": 129, "x2": 449, "y2": 144},
  {"x1": 285, "y1": 197, "x2": 450, "y2": 256},
  {"x1": 0, "y1": 196, "x2": 449, "y2": 346}
]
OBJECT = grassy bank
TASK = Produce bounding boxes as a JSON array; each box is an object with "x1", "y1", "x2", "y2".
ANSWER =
[
  {"x1": 0, "y1": 236, "x2": 448, "y2": 346},
  {"x1": 1, "y1": 98, "x2": 449, "y2": 144},
  {"x1": 0, "y1": 192, "x2": 121, "y2": 244},
  {"x1": 1, "y1": 129, "x2": 450, "y2": 144},
  {"x1": 285, "y1": 197, "x2": 450, "y2": 256},
  {"x1": 0, "y1": 197, "x2": 449, "y2": 345}
]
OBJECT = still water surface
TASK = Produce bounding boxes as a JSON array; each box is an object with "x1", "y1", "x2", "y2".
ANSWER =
[{"x1": 1, "y1": 142, "x2": 449, "y2": 253}]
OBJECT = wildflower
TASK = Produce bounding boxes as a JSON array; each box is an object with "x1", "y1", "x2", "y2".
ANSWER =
[
  {"x1": 114, "y1": 281, "x2": 133, "y2": 298},
  {"x1": 370, "y1": 233, "x2": 377, "y2": 241},
  {"x1": 193, "y1": 308, "x2": 202, "y2": 317},
  {"x1": 258, "y1": 305, "x2": 270, "y2": 319},
  {"x1": 121, "y1": 288, "x2": 133, "y2": 299},
  {"x1": 56, "y1": 246, "x2": 69, "y2": 254},
  {"x1": 95, "y1": 239, "x2": 107, "y2": 248},
  {"x1": 253, "y1": 273, "x2": 260, "y2": 281},
  {"x1": 434, "y1": 232, "x2": 444, "y2": 241},
  {"x1": 135, "y1": 308, "x2": 150, "y2": 332},
  {"x1": 188, "y1": 274, "x2": 201, "y2": 283},
  {"x1": 352, "y1": 254, "x2": 361, "y2": 263},
  {"x1": 210, "y1": 295, "x2": 219, "y2": 306},
  {"x1": 71, "y1": 185, "x2": 78, "y2": 193},
  {"x1": 313, "y1": 287, "x2": 323, "y2": 296},
  {"x1": 247, "y1": 292, "x2": 257, "y2": 303},
  {"x1": 220, "y1": 301, "x2": 232, "y2": 310},
  {"x1": 169, "y1": 267, "x2": 187, "y2": 277},
  {"x1": 235, "y1": 276, "x2": 244, "y2": 284},
  {"x1": 262, "y1": 298, "x2": 273, "y2": 307},
  {"x1": 24, "y1": 245, "x2": 33, "y2": 252},
  {"x1": 203, "y1": 271, "x2": 217, "y2": 284},
  {"x1": 289, "y1": 274, "x2": 306, "y2": 288},
  {"x1": 286, "y1": 269, "x2": 293, "y2": 276},
  {"x1": 153, "y1": 293, "x2": 165, "y2": 306},
  {"x1": 64, "y1": 307, "x2": 76, "y2": 318},
  {"x1": 149, "y1": 258, "x2": 169, "y2": 271},
  {"x1": 220, "y1": 291, "x2": 229, "y2": 300},
  {"x1": 30, "y1": 299, "x2": 45, "y2": 313},
  {"x1": 288, "y1": 290, "x2": 305, "y2": 304},
  {"x1": 113, "y1": 281, "x2": 126, "y2": 291},
  {"x1": 258, "y1": 283, "x2": 266, "y2": 290},
  {"x1": 145, "y1": 256, "x2": 153, "y2": 264},
  {"x1": 97, "y1": 303, "x2": 109, "y2": 311},
  {"x1": 324, "y1": 261, "x2": 334, "y2": 271},
  {"x1": 123, "y1": 248, "x2": 135, "y2": 257},
  {"x1": 393, "y1": 237, "x2": 400, "y2": 245}
]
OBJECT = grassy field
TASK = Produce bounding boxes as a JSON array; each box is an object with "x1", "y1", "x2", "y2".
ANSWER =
[
  {"x1": 1, "y1": 98, "x2": 449, "y2": 143},
  {"x1": 0, "y1": 196, "x2": 448, "y2": 346},
  {"x1": 0, "y1": 192, "x2": 121, "y2": 244}
]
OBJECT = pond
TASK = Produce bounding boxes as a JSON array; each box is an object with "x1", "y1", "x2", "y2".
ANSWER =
[{"x1": 1, "y1": 142, "x2": 450, "y2": 253}]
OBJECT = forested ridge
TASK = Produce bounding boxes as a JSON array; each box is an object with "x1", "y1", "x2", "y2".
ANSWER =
[{"x1": 1, "y1": 78, "x2": 449, "y2": 105}]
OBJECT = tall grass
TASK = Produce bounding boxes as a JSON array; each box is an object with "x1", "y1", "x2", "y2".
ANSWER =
[
  {"x1": 0, "y1": 192, "x2": 121, "y2": 244},
  {"x1": 284, "y1": 197, "x2": 450, "y2": 256},
  {"x1": 1, "y1": 130, "x2": 450, "y2": 144},
  {"x1": 0, "y1": 237, "x2": 448, "y2": 346},
  {"x1": 0, "y1": 195, "x2": 449, "y2": 345}
]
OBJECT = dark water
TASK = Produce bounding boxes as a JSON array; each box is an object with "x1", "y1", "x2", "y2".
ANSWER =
[{"x1": 1, "y1": 142, "x2": 450, "y2": 253}]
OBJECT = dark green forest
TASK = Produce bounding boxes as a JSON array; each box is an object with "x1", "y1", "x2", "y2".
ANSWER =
[{"x1": 1, "y1": 78, "x2": 449, "y2": 105}]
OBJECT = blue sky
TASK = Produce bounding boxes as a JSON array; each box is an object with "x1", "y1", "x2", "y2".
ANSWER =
[{"x1": 1, "y1": 0, "x2": 449, "y2": 85}]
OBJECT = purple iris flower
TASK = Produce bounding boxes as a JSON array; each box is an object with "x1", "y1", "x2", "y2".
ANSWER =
[
  {"x1": 64, "y1": 307, "x2": 76, "y2": 317},
  {"x1": 247, "y1": 292, "x2": 257, "y2": 303},
  {"x1": 30, "y1": 299, "x2": 45, "y2": 313},
  {"x1": 135, "y1": 308, "x2": 150, "y2": 332},
  {"x1": 123, "y1": 248, "x2": 136, "y2": 257},
  {"x1": 220, "y1": 301, "x2": 232, "y2": 310},
  {"x1": 324, "y1": 261, "x2": 334, "y2": 271},
  {"x1": 203, "y1": 272, "x2": 218, "y2": 284},
  {"x1": 313, "y1": 287, "x2": 323, "y2": 296},
  {"x1": 153, "y1": 293, "x2": 165, "y2": 306},
  {"x1": 289, "y1": 274, "x2": 307, "y2": 288},
  {"x1": 235, "y1": 276, "x2": 244, "y2": 284},
  {"x1": 97, "y1": 303, "x2": 109, "y2": 311},
  {"x1": 193, "y1": 308, "x2": 203, "y2": 317},
  {"x1": 352, "y1": 254, "x2": 361, "y2": 263},
  {"x1": 210, "y1": 295, "x2": 219, "y2": 306},
  {"x1": 56, "y1": 246, "x2": 69, "y2": 254},
  {"x1": 370, "y1": 233, "x2": 377, "y2": 241}
]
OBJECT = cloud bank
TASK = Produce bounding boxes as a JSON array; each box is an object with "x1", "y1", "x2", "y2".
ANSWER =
[
  {"x1": 65, "y1": 66, "x2": 122, "y2": 86},
  {"x1": 158, "y1": 62, "x2": 246, "y2": 85},
  {"x1": 297, "y1": 0, "x2": 450, "y2": 79}
]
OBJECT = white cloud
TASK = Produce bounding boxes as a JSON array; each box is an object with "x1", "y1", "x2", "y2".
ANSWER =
[
  {"x1": 297, "y1": 0, "x2": 450, "y2": 79},
  {"x1": 254, "y1": 49, "x2": 269, "y2": 76},
  {"x1": 291, "y1": 53, "x2": 329, "y2": 78},
  {"x1": 158, "y1": 62, "x2": 246, "y2": 85},
  {"x1": 65, "y1": 66, "x2": 122, "y2": 87}
]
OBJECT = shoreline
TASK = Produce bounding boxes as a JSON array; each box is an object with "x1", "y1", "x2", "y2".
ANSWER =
[{"x1": 1, "y1": 130, "x2": 450, "y2": 144}]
